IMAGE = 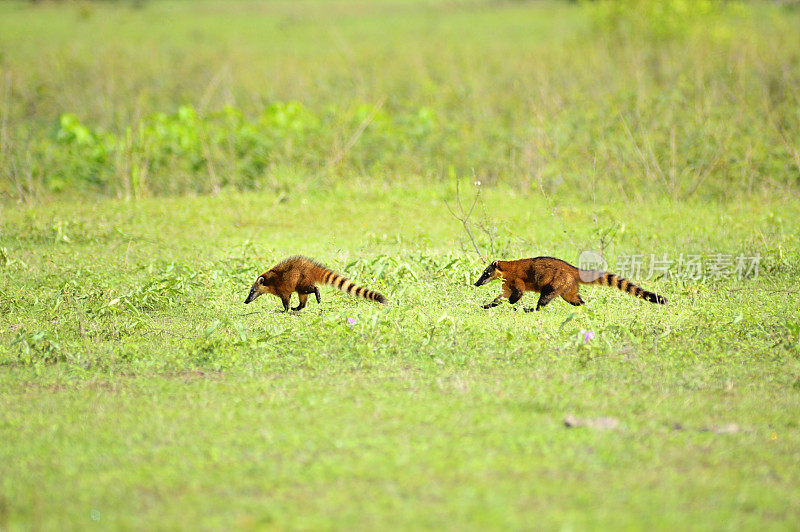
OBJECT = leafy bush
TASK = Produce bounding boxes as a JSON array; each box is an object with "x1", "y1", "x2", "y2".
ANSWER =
[
  {"x1": 51, "y1": 113, "x2": 115, "y2": 192},
  {"x1": 585, "y1": 0, "x2": 748, "y2": 42},
  {"x1": 9, "y1": 329, "x2": 64, "y2": 365},
  {"x1": 44, "y1": 102, "x2": 446, "y2": 197}
]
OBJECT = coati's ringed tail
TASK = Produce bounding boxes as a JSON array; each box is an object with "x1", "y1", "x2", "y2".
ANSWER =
[
  {"x1": 317, "y1": 265, "x2": 387, "y2": 304},
  {"x1": 475, "y1": 256, "x2": 667, "y2": 312},
  {"x1": 577, "y1": 269, "x2": 666, "y2": 304},
  {"x1": 245, "y1": 255, "x2": 387, "y2": 312}
]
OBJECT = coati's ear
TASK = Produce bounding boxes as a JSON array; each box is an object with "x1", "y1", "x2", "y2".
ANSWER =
[
  {"x1": 490, "y1": 261, "x2": 498, "y2": 269},
  {"x1": 257, "y1": 276, "x2": 267, "y2": 285}
]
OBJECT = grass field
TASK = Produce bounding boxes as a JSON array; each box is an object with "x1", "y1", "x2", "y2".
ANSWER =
[{"x1": 2, "y1": 0, "x2": 800, "y2": 529}]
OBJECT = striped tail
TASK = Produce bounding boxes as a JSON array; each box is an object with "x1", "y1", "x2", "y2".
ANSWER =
[
  {"x1": 319, "y1": 268, "x2": 387, "y2": 304},
  {"x1": 578, "y1": 270, "x2": 667, "y2": 305}
]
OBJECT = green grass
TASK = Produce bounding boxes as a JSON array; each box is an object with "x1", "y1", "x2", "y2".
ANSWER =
[
  {"x1": 2, "y1": 0, "x2": 800, "y2": 529},
  {"x1": 2, "y1": 185, "x2": 800, "y2": 529}
]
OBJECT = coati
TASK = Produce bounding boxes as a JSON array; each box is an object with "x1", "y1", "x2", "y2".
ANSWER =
[
  {"x1": 474, "y1": 256, "x2": 667, "y2": 312},
  {"x1": 244, "y1": 255, "x2": 387, "y2": 312}
]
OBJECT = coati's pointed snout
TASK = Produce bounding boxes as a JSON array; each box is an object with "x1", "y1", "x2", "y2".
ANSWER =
[
  {"x1": 473, "y1": 273, "x2": 491, "y2": 287},
  {"x1": 474, "y1": 261, "x2": 498, "y2": 287},
  {"x1": 244, "y1": 287, "x2": 259, "y2": 304}
]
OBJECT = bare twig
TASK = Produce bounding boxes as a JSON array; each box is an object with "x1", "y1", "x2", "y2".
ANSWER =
[
  {"x1": 589, "y1": 155, "x2": 618, "y2": 255},
  {"x1": 0, "y1": 73, "x2": 31, "y2": 205},
  {"x1": 591, "y1": 155, "x2": 604, "y2": 256},
  {"x1": 324, "y1": 97, "x2": 386, "y2": 171},
  {"x1": 472, "y1": 170, "x2": 497, "y2": 257},
  {"x1": 762, "y1": 100, "x2": 800, "y2": 179},
  {"x1": 535, "y1": 170, "x2": 579, "y2": 250},
  {"x1": 619, "y1": 114, "x2": 670, "y2": 194},
  {"x1": 682, "y1": 154, "x2": 723, "y2": 200},
  {"x1": 198, "y1": 63, "x2": 231, "y2": 114},
  {"x1": 445, "y1": 176, "x2": 486, "y2": 262},
  {"x1": 199, "y1": 134, "x2": 220, "y2": 195}
]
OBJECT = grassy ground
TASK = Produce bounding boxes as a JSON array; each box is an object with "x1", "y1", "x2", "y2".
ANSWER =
[
  {"x1": 2, "y1": 0, "x2": 800, "y2": 529},
  {"x1": 2, "y1": 185, "x2": 800, "y2": 529}
]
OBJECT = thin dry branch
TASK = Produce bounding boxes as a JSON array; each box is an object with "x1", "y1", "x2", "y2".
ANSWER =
[
  {"x1": 445, "y1": 176, "x2": 489, "y2": 263},
  {"x1": 324, "y1": 97, "x2": 386, "y2": 171}
]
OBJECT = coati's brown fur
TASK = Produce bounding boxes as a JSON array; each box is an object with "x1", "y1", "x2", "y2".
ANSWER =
[
  {"x1": 244, "y1": 255, "x2": 387, "y2": 311},
  {"x1": 474, "y1": 256, "x2": 667, "y2": 312}
]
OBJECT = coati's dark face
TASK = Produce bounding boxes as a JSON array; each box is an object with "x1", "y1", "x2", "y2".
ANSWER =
[
  {"x1": 244, "y1": 274, "x2": 271, "y2": 304},
  {"x1": 474, "y1": 261, "x2": 500, "y2": 286}
]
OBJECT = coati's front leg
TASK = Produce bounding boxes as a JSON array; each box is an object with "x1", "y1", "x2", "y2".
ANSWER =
[
  {"x1": 279, "y1": 295, "x2": 291, "y2": 312},
  {"x1": 508, "y1": 287, "x2": 524, "y2": 305},
  {"x1": 482, "y1": 283, "x2": 514, "y2": 309},
  {"x1": 482, "y1": 295, "x2": 504, "y2": 309}
]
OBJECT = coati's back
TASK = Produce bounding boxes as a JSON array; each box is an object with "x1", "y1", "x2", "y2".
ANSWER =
[
  {"x1": 508, "y1": 256, "x2": 580, "y2": 286},
  {"x1": 268, "y1": 255, "x2": 327, "y2": 284}
]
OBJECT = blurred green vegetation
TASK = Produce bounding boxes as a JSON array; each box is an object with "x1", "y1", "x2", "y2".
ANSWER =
[{"x1": 1, "y1": 0, "x2": 798, "y2": 201}]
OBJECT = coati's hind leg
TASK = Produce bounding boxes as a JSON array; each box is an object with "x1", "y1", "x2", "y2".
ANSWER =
[
  {"x1": 296, "y1": 285, "x2": 320, "y2": 308},
  {"x1": 561, "y1": 286, "x2": 585, "y2": 307},
  {"x1": 524, "y1": 285, "x2": 559, "y2": 312},
  {"x1": 292, "y1": 292, "x2": 309, "y2": 311}
]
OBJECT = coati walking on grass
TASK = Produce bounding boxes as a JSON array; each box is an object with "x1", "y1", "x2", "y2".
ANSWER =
[
  {"x1": 244, "y1": 255, "x2": 387, "y2": 312},
  {"x1": 474, "y1": 257, "x2": 667, "y2": 312}
]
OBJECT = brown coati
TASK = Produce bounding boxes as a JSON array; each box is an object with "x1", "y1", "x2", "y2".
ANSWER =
[
  {"x1": 474, "y1": 256, "x2": 667, "y2": 312},
  {"x1": 244, "y1": 255, "x2": 387, "y2": 311}
]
